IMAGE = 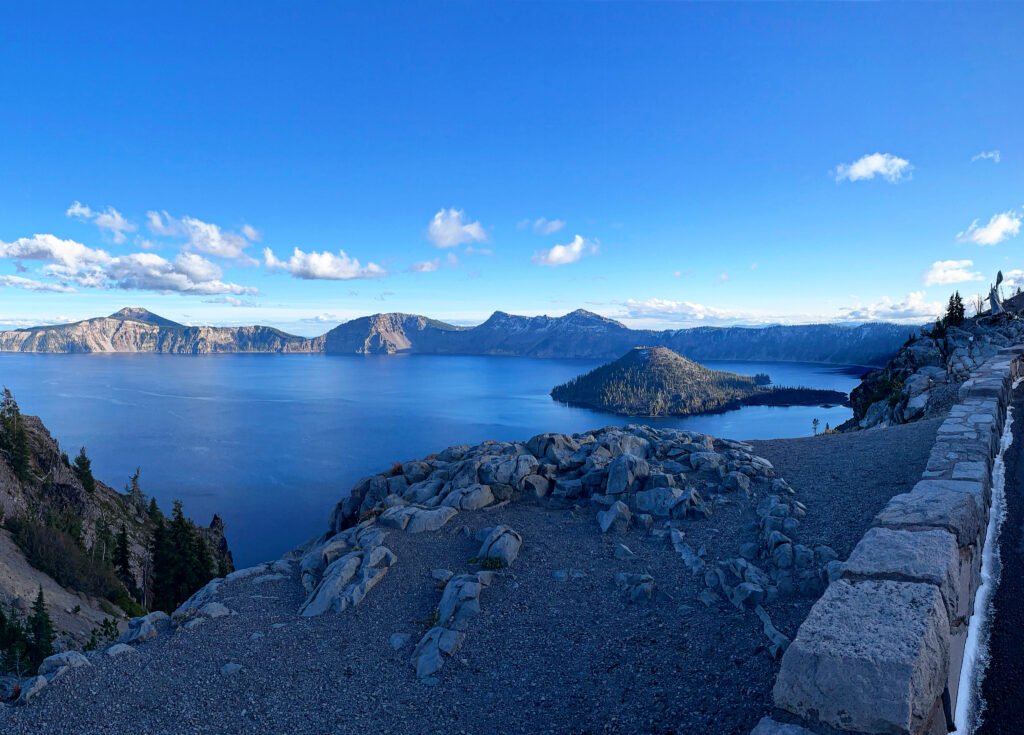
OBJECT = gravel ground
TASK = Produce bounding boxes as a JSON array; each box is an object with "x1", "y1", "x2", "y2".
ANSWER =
[
  {"x1": 749, "y1": 417, "x2": 942, "y2": 558},
  {"x1": 0, "y1": 420, "x2": 943, "y2": 735}
]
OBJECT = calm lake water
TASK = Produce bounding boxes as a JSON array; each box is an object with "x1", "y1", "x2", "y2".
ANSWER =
[{"x1": 0, "y1": 354, "x2": 866, "y2": 566}]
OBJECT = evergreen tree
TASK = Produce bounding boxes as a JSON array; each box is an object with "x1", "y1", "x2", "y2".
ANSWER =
[
  {"x1": 0, "y1": 388, "x2": 31, "y2": 482},
  {"x1": 114, "y1": 524, "x2": 133, "y2": 590},
  {"x1": 127, "y1": 467, "x2": 146, "y2": 514},
  {"x1": 27, "y1": 587, "x2": 54, "y2": 668},
  {"x1": 72, "y1": 446, "x2": 96, "y2": 494},
  {"x1": 148, "y1": 500, "x2": 215, "y2": 613},
  {"x1": 944, "y1": 291, "x2": 966, "y2": 328}
]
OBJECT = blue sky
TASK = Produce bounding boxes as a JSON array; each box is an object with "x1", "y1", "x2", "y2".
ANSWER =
[{"x1": 0, "y1": 2, "x2": 1021, "y2": 335}]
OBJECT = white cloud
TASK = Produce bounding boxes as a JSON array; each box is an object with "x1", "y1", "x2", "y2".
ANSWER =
[
  {"x1": 924, "y1": 259, "x2": 984, "y2": 286},
  {"x1": 834, "y1": 153, "x2": 913, "y2": 183},
  {"x1": 408, "y1": 259, "x2": 440, "y2": 273},
  {"x1": 98, "y1": 252, "x2": 257, "y2": 295},
  {"x1": 972, "y1": 150, "x2": 1001, "y2": 164},
  {"x1": 0, "y1": 234, "x2": 111, "y2": 271},
  {"x1": 145, "y1": 211, "x2": 256, "y2": 262},
  {"x1": 146, "y1": 210, "x2": 180, "y2": 236},
  {"x1": 0, "y1": 233, "x2": 254, "y2": 295},
  {"x1": 519, "y1": 217, "x2": 566, "y2": 235},
  {"x1": 532, "y1": 234, "x2": 599, "y2": 267},
  {"x1": 618, "y1": 298, "x2": 746, "y2": 324},
  {"x1": 203, "y1": 296, "x2": 257, "y2": 307},
  {"x1": 957, "y1": 211, "x2": 1021, "y2": 246},
  {"x1": 1000, "y1": 269, "x2": 1024, "y2": 293},
  {"x1": 427, "y1": 208, "x2": 487, "y2": 248},
  {"x1": 179, "y1": 216, "x2": 254, "y2": 262},
  {"x1": 263, "y1": 247, "x2": 386, "y2": 280},
  {"x1": 837, "y1": 291, "x2": 942, "y2": 323},
  {"x1": 0, "y1": 275, "x2": 76, "y2": 293},
  {"x1": 66, "y1": 201, "x2": 137, "y2": 244}
]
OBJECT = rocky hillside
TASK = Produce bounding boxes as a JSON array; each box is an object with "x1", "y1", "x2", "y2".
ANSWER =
[
  {"x1": 0, "y1": 309, "x2": 314, "y2": 354},
  {"x1": 0, "y1": 419, "x2": 939, "y2": 732},
  {"x1": 552, "y1": 346, "x2": 764, "y2": 415},
  {"x1": 849, "y1": 310, "x2": 1024, "y2": 429},
  {"x1": 0, "y1": 307, "x2": 910, "y2": 366},
  {"x1": 552, "y1": 347, "x2": 847, "y2": 416},
  {"x1": 0, "y1": 394, "x2": 232, "y2": 648},
  {"x1": 316, "y1": 313, "x2": 463, "y2": 354},
  {"x1": 320, "y1": 309, "x2": 910, "y2": 365}
]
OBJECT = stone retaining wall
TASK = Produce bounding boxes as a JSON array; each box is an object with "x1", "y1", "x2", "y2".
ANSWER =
[{"x1": 756, "y1": 345, "x2": 1024, "y2": 735}]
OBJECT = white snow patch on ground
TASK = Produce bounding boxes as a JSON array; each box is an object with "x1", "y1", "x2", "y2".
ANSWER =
[{"x1": 953, "y1": 377, "x2": 1022, "y2": 734}]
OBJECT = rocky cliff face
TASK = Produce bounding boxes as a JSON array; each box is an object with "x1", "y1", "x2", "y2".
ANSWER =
[
  {"x1": 0, "y1": 307, "x2": 911, "y2": 366},
  {"x1": 320, "y1": 309, "x2": 911, "y2": 365},
  {"x1": 849, "y1": 312, "x2": 1024, "y2": 429},
  {"x1": 0, "y1": 408, "x2": 232, "y2": 645},
  {"x1": 0, "y1": 309, "x2": 315, "y2": 354}
]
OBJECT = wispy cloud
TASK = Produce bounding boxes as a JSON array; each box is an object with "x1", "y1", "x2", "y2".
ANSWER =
[
  {"x1": 971, "y1": 150, "x2": 1001, "y2": 164},
  {"x1": 145, "y1": 210, "x2": 257, "y2": 263},
  {"x1": 0, "y1": 275, "x2": 76, "y2": 293},
  {"x1": 518, "y1": 217, "x2": 566, "y2": 235},
  {"x1": 837, "y1": 291, "x2": 941, "y2": 323},
  {"x1": 834, "y1": 152, "x2": 913, "y2": 183},
  {"x1": 957, "y1": 211, "x2": 1021, "y2": 246},
  {"x1": 427, "y1": 208, "x2": 487, "y2": 248},
  {"x1": 532, "y1": 234, "x2": 599, "y2": 267},
  {"x1": 924, "y1": 259, "x2": 984, "y2": 286},
  {"x1": 408, "y1": 259, "x2": 440, "y2": 273},
  {"x1": 263, "y1": 247, "x2": 386, "y2": 280},
  {"x1": 203, "y1": 296, "x2": 257, "y2": 307},
  {"x1": 66, "y1": 201, "x2": 137, "y2": 244}
]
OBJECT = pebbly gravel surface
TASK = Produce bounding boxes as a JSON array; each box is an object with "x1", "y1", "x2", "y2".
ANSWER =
[
  {"x1": 0, "y1": 420, "x2": 943, "y2": 735},
  {"x1": 749, "y1": 418, "x2": 942, "y2": 559}
]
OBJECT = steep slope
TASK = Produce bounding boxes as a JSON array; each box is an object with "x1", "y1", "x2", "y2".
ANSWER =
[
  {"x1": 848, "y1": 310, "x2": 1024, "y2": 429},
  {"x1": 551, "y1": 346, "x2": 763, "y2": 415},
  {"x1": 321, "y1": 309, "x2": 911, "y2": 365},
  {"x1": 0, "y1": 398, "x2": 232, "y2": 646},
  {"x1": 0, "y1": 307, "x2": 911, "y2": 366},
  {"x1": 0, "y1": 309, "x2": 315, "y2": 354},
  {"x1": 319, "y1": 313, "x2": 463, "y2": 354}
]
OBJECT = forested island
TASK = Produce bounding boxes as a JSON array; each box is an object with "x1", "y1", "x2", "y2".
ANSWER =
[{"x1": 551, "y1": 346, "x2": 849, "y2": 417}]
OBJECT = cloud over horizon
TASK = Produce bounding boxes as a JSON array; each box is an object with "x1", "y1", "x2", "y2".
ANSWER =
[
  {"x1": 0, "y1": 233, "x2": 256, "y2": 295},
  {"x1": 834, "y1": 152, "x2": 913, "y2": 183},
  {"x1": 924, "y1": 259, "x2": 984, "y2": 286},
  {"x1": 264, "y1": 247, "x2": 386, "y2": 280}
]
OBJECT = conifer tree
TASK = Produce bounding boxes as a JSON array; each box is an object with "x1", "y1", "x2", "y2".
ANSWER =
[
  {"x1": 0, "y1": 388, "x2": 31, "y2": 482},
  {"x1": 73, "y1": 446, "x2": 96, "y2": 494},
  {"x1": 27, "y1": 587, "x2": 54, "y2": 668},
  {"x1": 114, "y1": 525, "x2": 133, "y2": 590}
]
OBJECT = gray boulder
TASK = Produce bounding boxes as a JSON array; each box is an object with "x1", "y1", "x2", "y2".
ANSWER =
[
  {"x1": 477, "y1": 525, "x2": 523, "y2": 567},
  {"x1": 606, "y1": 453, "x2": 649, "y2": 495},
  {"x1": 38, "y1": 651, "x2": 90, "y2": 677},
  {"x1": 597, "y1": 501, "x2": 631, "y2": 533},
  {"x1": 406, "y1": 506, "x2": 459, "y2": 533}
]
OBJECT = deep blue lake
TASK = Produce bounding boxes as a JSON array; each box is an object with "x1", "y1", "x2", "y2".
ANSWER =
[{"x1": 0, "y1": 354, "x2": 866, "y2": 566}]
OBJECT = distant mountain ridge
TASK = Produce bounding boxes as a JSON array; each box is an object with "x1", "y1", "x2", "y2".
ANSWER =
[{"x1": 0, "y1": 307, "x2": 913, "y2": 365}]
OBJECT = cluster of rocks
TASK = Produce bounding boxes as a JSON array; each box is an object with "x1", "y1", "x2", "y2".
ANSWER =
[
  {"x1": 330, "y1": 426, "x2": 777, "y2": 536},
  {"x1": 854, "y1": 313, "x2": 1024, "y2": 429},
  {"x1": 297, "y1": 521, "x2": 396, "y2": 617},
  {"x1": 410, "y1": 569, "x2": 498, "y2": 682},
  {"x1": 765, "y1": 346, "x2": 1024, "y2": 735}
]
